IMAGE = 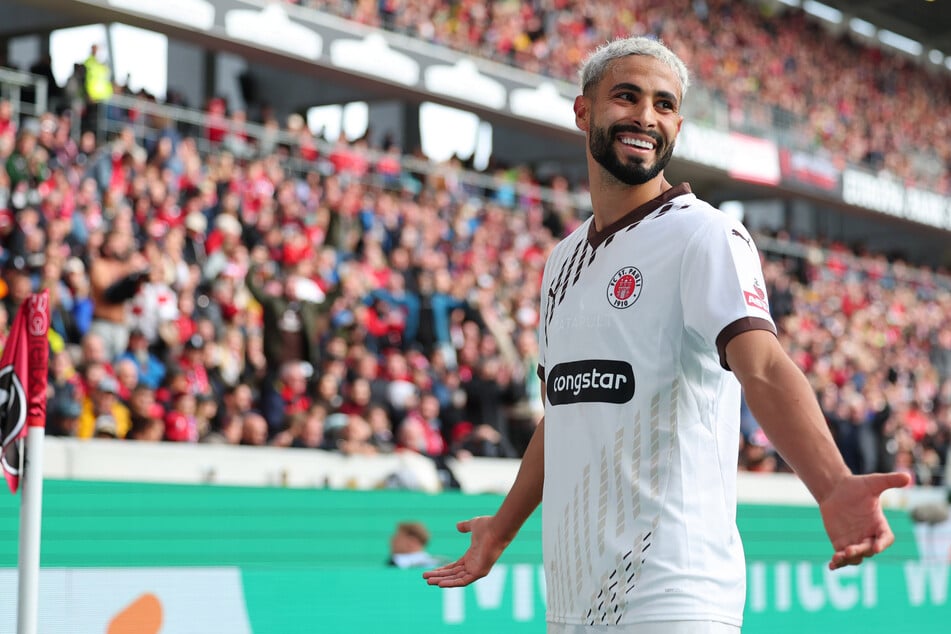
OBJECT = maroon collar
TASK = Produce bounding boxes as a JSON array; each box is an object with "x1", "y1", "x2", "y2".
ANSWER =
[{"x1": 587, "y1": 183, "x2": 692, "y2": 248}]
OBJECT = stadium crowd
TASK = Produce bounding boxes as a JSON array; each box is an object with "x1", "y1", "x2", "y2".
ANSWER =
[
  {"x1": 287, "y1": 0, "x2": 951, "y2": 194},
  {"x1": 1, "y1": 0, "x2": 950, "y2": 491},
  {"x1": 1, "y1": 92, "x2": 949, "y2": 491}
]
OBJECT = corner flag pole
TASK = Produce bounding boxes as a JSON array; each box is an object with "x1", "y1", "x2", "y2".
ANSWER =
[
  {"x1": 17, "y1": 292, "x2": 50, "y2": 634},
  {"x1": 17, "y1": 426, "x2": 45, "y2": 634}
]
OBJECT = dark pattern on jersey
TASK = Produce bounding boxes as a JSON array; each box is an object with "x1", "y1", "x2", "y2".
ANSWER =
[
  {"x1": 559, "y1": 238, "x2": 588, "y2": 304},
  {"x1": 586, "y1": 528, "x2": 654, "y2": 626},
  {"x1": 582, "y1": 379, "x2": 680, "y2": 625},
  {"x1": 545, "y1": 322, "x2": 686, "y2": 623},
  {"x1": 587, "y1": 240, "x2": 602, "y2": 266},
  {"x1": 543, "y1": 287, "x2": 556, "y2": 348},
  {"x1": 545, "y1": 210, "x2": 681, "y2": 341},
  {"x1": 544, "y1": 208, "x2": 678, "y2": 345}
]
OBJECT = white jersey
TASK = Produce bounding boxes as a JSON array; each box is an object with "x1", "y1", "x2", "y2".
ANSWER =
[{"x1": 537, "y1": 184, "x2": 775, "y2": 628}]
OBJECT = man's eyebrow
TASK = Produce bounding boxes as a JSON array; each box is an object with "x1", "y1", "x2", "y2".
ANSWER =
[{"x1": 610, "y1": 82, "x2": 679, "y2": 107}]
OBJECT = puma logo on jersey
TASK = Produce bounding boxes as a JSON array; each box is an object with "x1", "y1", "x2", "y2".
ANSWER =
[
  {"x1": 730, "y1": 229, "x2": 753, "y2": 251},
  {"x1": 547, "y1": 360, "x2": 635, "y2": 405}
]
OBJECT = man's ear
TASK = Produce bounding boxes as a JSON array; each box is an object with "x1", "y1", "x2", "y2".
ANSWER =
[{"x1": 573, "y1": 95, "x2": 588, "y2": 133}]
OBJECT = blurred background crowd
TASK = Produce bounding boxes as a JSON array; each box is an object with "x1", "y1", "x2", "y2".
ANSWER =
[
  {"x1": 288, "y1": 0, "x2": 951, "y2": 194},
  {"x1": 0, "y1": 0, "x2": 949, "y2": 490}
]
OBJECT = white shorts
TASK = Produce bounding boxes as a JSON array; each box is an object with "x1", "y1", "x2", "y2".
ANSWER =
[{"x1": 548, "y1": 621, "x2": 741, "y2": 634}]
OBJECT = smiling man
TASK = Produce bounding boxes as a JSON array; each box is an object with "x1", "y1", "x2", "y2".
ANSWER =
[{"x1": 424, "y1": 36, "x2": 909, "y2": 634}]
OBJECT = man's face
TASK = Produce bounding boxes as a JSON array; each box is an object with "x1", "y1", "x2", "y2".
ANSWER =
[{"x1": 581, "y1": 55, "x2": 683, "y2": 186}]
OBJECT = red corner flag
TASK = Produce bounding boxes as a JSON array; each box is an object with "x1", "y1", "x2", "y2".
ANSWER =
[{"x1": 0, "y1": 291, "x2": 50, "y2": 494}]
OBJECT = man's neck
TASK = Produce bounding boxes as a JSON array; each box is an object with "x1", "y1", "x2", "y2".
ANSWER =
[{"x1": 590, "y1": 174, "x2": 672, "y2": 231}]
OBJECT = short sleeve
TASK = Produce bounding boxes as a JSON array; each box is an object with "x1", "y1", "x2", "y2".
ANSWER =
[{"x1": 680, "y1": 215, "x2": 776, "y2": 369}]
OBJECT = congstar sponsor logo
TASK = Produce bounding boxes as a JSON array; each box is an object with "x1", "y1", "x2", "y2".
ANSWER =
[{"x1": 546, "y1": 360, "x2": 635, "y2": 405}]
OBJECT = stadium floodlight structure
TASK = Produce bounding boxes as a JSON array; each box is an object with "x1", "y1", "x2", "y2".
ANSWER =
[
  {"x1": 802, "y1": 0, "x2": 843, "y2": 24},
  {"x1": 878, "y1": 29, "x2": 924, "y2": 57},
  {"x1": 848, "y1": 18, "x2": 877, "y2": 38}
]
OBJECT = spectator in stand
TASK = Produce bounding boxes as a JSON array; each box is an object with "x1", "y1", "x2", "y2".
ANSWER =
[
  {"x1": 1, "y1": 256, "x2": 34, "y2": 318},
  {"x1": 415, "y1": 268, "x2": 466, "y2": 363},
  {"x1": 78, "y1": 375, "x2": 130, "y2": 439},
  {"x1": 289, "y1": 404, "x2": 334, "y2": 450},
  {"x1": 366, "y1": 269, "x2": 421, "y2": 350},
  {"x1": 259, "y1": 359, "x2": 313, "y2": 436},
  {"x1": 218, "y1": 383, "x2": 255, "y2": 426},
  {"x1": 176, "y1": 334, "x2": 212, "y2": 397},
  {"x1": 182, "y1": 211, "x2": 209, "y2": 269},
  {"x1": 62, "y1": 256, "x2": 94, "y2": 342},
  {"x1": 127, "y1": 414, "x2": 166, "y2": 442},
  {"x1": 460, "y1": 355, "x2": 520, "y2": 456},
  {"x1": 88, "y1": 229, "x2": 150, "y2": 360},
  {"x1": 113, "y1": 357, "x2": 140, "y2": 400},
  {"x1": 334, "y1": 414, "x2": 380, "y2": 456},
  {"x1": 398, "y1": 392, "x2": 446, "y2": 459},
  {"x1": 127, "y1": 383, "x2": 161, "y2": 426},
  {"x1": 337, "y1": 376, "x2": 374, "y2": 418},
  {"x1": 47, "y1": 349, "x2": 84, "y2": 437},
  {"x1": 116, "y1": 327, "x2": 166, "y2": 389},
  {"x1": 128, "y1": 240, "x2": 181, "y2": 351},
  {"x1": 165, "y1": 390, "x2": 199, "y2": 442},
  {"x1": 245, "y1": 255, "x2": 335, "y2": 379},
  {"x1": 202, "y1": 213, "x2": 245, "y2": 283},
  {"x1": 0, "y1": 100, "x2": 15, "y2": 138},
  {"x1": 366, "y1": 403, "x2": 396, "y2": 453},
  {"x1": 203, "y1": 97, "x2": 229, "y2": 146},
  {"x1": 201, "y1": 412, "x2": 244, "y2": 445},
  {"x1": 241, "y1": 411, "x2": 271, "y2": 446}
]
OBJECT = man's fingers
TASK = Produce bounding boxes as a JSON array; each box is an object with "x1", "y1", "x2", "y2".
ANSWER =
[
  {"x1": 873, "y1": 527, "x2": 895, "y2": 552},
  {"x1": 829, "y1": 538, "x2": 879, "y2": 570},
  {"x1": 865, "y1": 471, "x2": 912, "y2": 494},
  {"x1": 422, "y1": 560, "x2": 465, "y2": 582},
  {"x1": 422, "y1": 560, "x2": 481, "y2": 587}
]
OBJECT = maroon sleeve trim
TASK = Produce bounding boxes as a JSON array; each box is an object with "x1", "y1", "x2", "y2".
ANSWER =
[{"x1": 715, "y1": 317, "x2": 777, "y2": 371}]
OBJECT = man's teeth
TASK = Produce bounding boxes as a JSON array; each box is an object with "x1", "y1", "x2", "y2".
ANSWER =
[{"x1": 620, "y1": 138, "x2": 654, "y2": 150}]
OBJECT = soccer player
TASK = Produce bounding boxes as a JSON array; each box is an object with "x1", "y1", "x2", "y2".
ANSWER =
[{"x1": 422, "y1": 36, "x2": 911, "y2": 633}]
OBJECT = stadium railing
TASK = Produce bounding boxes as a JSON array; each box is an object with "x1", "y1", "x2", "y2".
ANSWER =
[{"x1": 0, "y1": 65, "x2": 48, "y2": 122}]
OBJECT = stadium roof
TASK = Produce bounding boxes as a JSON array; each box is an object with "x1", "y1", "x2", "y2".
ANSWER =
[{"x1": 821, "y1": 0, "x2": 951, "y2": 54}]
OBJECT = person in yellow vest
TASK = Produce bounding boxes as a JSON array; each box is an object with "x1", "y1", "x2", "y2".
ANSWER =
[
  {"x1": 83, "y1": 44, "x2": 113, "y2": 103},
  {"x1": 81, "y1": 44, "x2": 113, "y2": 133}
]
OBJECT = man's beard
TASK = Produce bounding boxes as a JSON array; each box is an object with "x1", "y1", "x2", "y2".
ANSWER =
[{"x1": 589, "y1": 121, "x2": 674, "y2": 186}]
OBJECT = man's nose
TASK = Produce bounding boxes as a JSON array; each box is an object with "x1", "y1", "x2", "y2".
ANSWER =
[{"x1": 630, "y1": 100, "x2": 657, "y2": 129}]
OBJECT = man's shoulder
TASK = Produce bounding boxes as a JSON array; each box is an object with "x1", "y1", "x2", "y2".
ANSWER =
[
  {"x1": 660, "y1": 192, "x2": 742, "y2": 236},
  {"x1": 665, "y1": 190, "x2": 722, "y2": 218}
]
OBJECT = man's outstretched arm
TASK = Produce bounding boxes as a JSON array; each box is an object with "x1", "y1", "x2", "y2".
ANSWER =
[
  {"x1": 726, "y1": 329, "x2": 911, "y2": 570},
  {"x1": 423, "y1": 385, "x2": 547, "y2": 587}
]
